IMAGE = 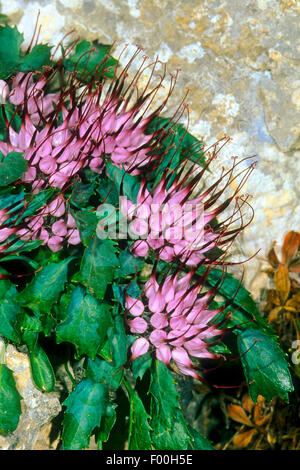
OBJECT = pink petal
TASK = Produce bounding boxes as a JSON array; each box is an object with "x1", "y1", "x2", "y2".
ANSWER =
[
  {"x1": 47, "y1": 235, "x2": 63, "y2": 252},
  {"x1": 0, "y1": 227, "x2": 16, "y2": 242},
  {"x1": 128, "y1": 317, "x2": 148, "y2": 334},
  {"x1": 156, "y1": 344, "x2": 171, "y2": 365},
  {"x1": 90, "y1": 157, "x2": 104, "y2": 174},
  {"x1": 148, "y1": 291, "x2": 166, "y2": 314},
  {"x1": 150, "y1": 312, "x2": 168, "y2": 329},
  {"x1": 39, "y1": 157, "x2": 57, "y2": 175},
  {"x1": 149, "y1": 329, "x2": 167, "y2": 347},
  {"x1": 52, "y1": 219, "x2": 67, "y2": 237},
  {"x1": 67, "y1": 213, "x2": 77, "y2": 228},
  {"x1": 131, "y1": 240, "x2": 149, "y2": 257},
  {"x1": 22, "y1": 166, "x2": 36, "y2": 182},
  {"x1": 48, "y1": 197, "x2": 65, "y2": 218},
  {"x1": 125, "y1": 296, "x2": 144, "y2": 317},
  {"x1": 0, "y1": 80, "x2": 9, "y2": 104},
  {"x1": 172, "y1": 347, "x2": 194, "y2": 368},
  {"x1": 131, "y1": 338, "x2": 150, "y2": 359},
  {"x1": 67, "y1": 229, "x2": 81, "y2": 245},
  {"x1": 170, "y1": 314, "x2": 188, "y2": 331}
]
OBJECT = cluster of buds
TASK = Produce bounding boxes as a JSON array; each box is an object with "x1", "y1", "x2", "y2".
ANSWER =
[
  {"x1": 121, "y1": 145, "x2": 254, "y2": 266},
  {"x1": 126, "y1": 268, "x2": 231, "y2": 379},
  {"x1": 16, "y1": 196, "x2": 80, "y2": 253}
]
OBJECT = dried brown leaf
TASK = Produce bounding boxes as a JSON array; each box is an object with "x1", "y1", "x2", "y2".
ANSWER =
[
  {"x1": 268, "y1": 306, "x2": 282, "y2": 322},
  {"x1": 289, "y1": 260, "x2": 300, "y2": 273},
  {"x1": 285, "y1": 293, "x2": 300, "y2": 312},
  {"x1": 228, "y1": 404, "x2": 253, "y2": 426},
  {"x1": 282, "y1": 231, "x2": 300, "y2": 265},
  {"x1": 274, "y1": 264, "x2": 290, "y2": 305},
  {"x1": 267, "y1": 432, "x2": 276, "y2": 445},
  {"x1": 233, "y1": 428, "x2": 256, "y2": 448},
  {"x1": 254, "y1": 406, "x2": 270, "y2": 427},
  {"x1": 242, "y1": 394, "x2": 255, "y2": 413},
  {"x1": 267, "y1": 243, "x2": 280, "y2": 269},
  {"x1": 266, "y1": 289, "x2": 281, "y2": 306}
]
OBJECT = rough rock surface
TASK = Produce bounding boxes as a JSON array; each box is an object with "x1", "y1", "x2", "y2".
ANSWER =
[{"x1": 0, "y1": 339, "x2": 61, "y2": 450}]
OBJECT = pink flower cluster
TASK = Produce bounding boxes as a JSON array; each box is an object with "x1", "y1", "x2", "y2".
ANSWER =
[
  {"x1": 122, "y1": 177, "x2": 218, "y2": 265},
  {"x1": 121, "y1": 159, "x2": 251, "y2": 265},
  {"x1": 126, "y1": 271, "x2": 226, "y2": 379},
  {"x1": 0, "y1": 65, "x2": 159, "y2": 251},
  {"x1": 16, "y1": 195, "x2": 80, "y2": 253},
  {"x1": 2, "y1": 71, "x2": 156, "y2": 181}
]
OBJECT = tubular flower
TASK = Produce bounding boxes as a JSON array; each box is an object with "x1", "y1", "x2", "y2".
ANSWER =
[
  {"x1": 127, "y1": 269, "x2": 230, "y2": 380},
  {"x1": 121, "y1": 146, "x2": 255, "y2": 266}
]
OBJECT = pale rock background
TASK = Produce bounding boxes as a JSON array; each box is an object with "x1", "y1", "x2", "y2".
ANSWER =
[
  {"x1": 0, "y1": 0, "x2": 299, "y2": 448},
  {"x1": 0, "y1": 339, "x2": 61, "y2": 449}
]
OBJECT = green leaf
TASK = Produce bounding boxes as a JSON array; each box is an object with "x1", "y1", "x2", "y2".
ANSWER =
[
  {"x1": 97, "y1": 178, "x2": 119, "y2": 206},
  {"x1": 4, "y1": 239, "x2": 43, "y2": 256},
  {"x1": 71, "y1": 179, "x2": 96, "y2": 208},
  {"x1": 197, "y1": 267, "x2": 270, "y2": 332},
  {"x1": 0, "y1": 254, "x2": 40, "y2": 271},
  {"x1": 106, "y1": 161, "x2": 140, "y2": 202},
  {"x1": 63, "y1": 40, "x2": 117, "y2": 80},
  {"x1": 131, "y1": 353, "x2": 152, "y2": 381},
  {"x1": 151, "y1": 407, "x2": 192, "y2": 450},
  {"x1": 149, "y1": 360, "x2": 191, "y2": 450},
  {"x1": 21, "y1": 188, "x2": 58, "y2": 220},
  {"x1": 146, "y1": 116, "x2": 204, "y2": 187},
  {"x1": 62, "y1": 378, "x2": 108, "y2": 450},
  {"x1": 0, "y1": 189, "x2": 24, "y2": 212},
  {"x1": 237, "y1": 329, "x2": 294, "y2": 402},
  {"x1": 73, "y1": 210, "x2": 98, "y2": 247},
  {"x1": 0, "y1": 268, "x2": 12, "y2": 298},
  {"x1": 20, "y1": 313, "x2": 42, "y2": 335},
  {"x1": 124, "y1": 379, "x2": 152, "y2": 450},
  {"x1": 95, "y1": 403, "x2": 117, "y2": 449},
  {"x1": 18, "y1": 258, "x2": 72, "y2": 313},
  {"x1": 86, "y1": 356, "x2": 123, "y2": 390},
  {"x1": 28, "y1": 343, "x2": 55, "y2": 393},
  {"x1": 19, "y1": 43, "x2": 52, "y2": 71},
  {"x1": 116, "y1": 249, "x2": 145, "y2": 278},
  {"x1": 79, "y1": 236, "x2": 119, "y2": 300},
  {"x1": 0, "y1": 152, "x2": 27, "y2": 186},
  {"x1": 0, "y1": 285, "x2": 21, "y2": 343},
  {"x1": 56, "y1": 286, "x2": 112, "y2": 358},
  {"x1": 0, "y1": 25, "x2": 23, "y2": 78},
  {"x1": 0, "y1": 188, "x2": 55, "y2": 225},
  {"x1": 0, "y1": 363, "x2": 22, "y2": 434},
  {"x1": 108, "y1": 312, "x2": 128, "y2": 368},
  {"x1": 22, "y1": 330, "x2": 39, "y2": 352},
  {"x1": 0, "y1": 26, "x2": 52, "y2": 78},
  {"x1": 0, "y1": 102, "x2": 21, "y2": 140},
  {"x1": 187, "y1": 426, "x2": 215, "y2": 450}
]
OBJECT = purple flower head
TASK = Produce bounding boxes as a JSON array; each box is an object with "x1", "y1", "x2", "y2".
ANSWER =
[
  {"x1": 0, "y1": 48, "x2": 186, "y2": 251},
  {"x1": 127, "y1": 267, "x2": 231, "y2": 380},
  {"x1": 121, "y1": 142, "x2": 255, "y2": 266}
]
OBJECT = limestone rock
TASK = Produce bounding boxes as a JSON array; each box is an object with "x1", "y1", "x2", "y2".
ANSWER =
[{"x1": 0, "y1": 339, "x2": 61, "y2": 450}]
